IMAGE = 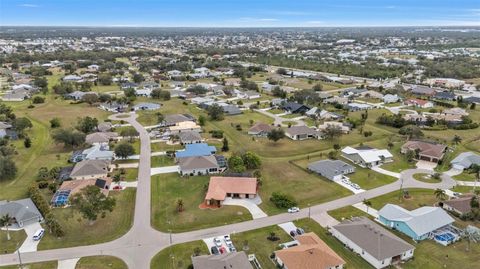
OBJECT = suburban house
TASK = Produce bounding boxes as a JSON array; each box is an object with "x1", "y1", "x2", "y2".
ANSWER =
[
  {"x1": 53, "y1": 178, "x2": 112, "y2": 207},
  {"x1": 383, "y1": 94, "x2": 401, "y2": 104},
  {"x1": 463, "y1": 96, "x2": 480, "y2": 104},
  {"x1": 65, "y1": 91, "x2": 98, "y2": 101},
  {"x1": 359, "y1": 90, "x2": 384, "y2": 99},
  {"x1": 400, "y1": 140, "x2": 446, "y2": 163},
  {"x1": 132, "y1": 102, "x2": 161, "y2": 111},
  {"x1": 176, "y1": 143, "x2": 216, "y2": 158},
  {"x1": 282, "y1": 102, "x2": 310, "y2": 114},
  {"x1": 99, "y1": 102, "x2": 128, "y2": 112},
  {"x1": 378, "y1": 204, "x2": 455, "y2": 241},
  {"x1": 248, "y1": 122, "x2": 273, "y2": 137},
  {"x1": 323, "y1": 96, "x2": 349, "y2": 105},
  {"x1": 0, "y1": 122, "x2": 13, "y2": 138},
  {"x1": 317, "y1": 121, "x2": 350, "y2": 134},
  {"x1": 442, "y1": 194, "x2": 477, "y2": 216},
  {"x1": 410, "y1": 85, "x2": 436, "y2": 97},
  {"x1": 346, "y1": 103, "x2": 372, "y2": 111},
  {"x1": 330, "y1": 217, "x2": 415, "y2": 269},
  {"x1": 82, "y1": 144, "x2": 115, "y2": 161},
  {"x1": 191, "y1": 251, "x2": 253, "y2": 269},
  {"x1": 308, "y1": 159, "x2": 355, "y2": 181},
  {"x1": 69, "y1": 159, "x2": 110, "y2": 180},
  {"x1": 97, "y1": 122, "x2": 113, "y2": 132},
  {"x1": 450, "y1": 151, "x2": 480, "y2": 171},
  {"x1": 0, "y1": 198, "x2": 43, "y2": 228},
  {"x1": 317, "y1": 109, "x2": 344, "y2": 120},
  {"x1": 204, "y1": 176, "x2": 257, "y2": 207},
  {"x1": 341, "y1": 146, "x2": 393, "y2": 168},
  {"x1": 285, "y1": 126, "x2": 321, "y2": 140},
  {"x1": 177, "y1": 131, "x2": 203, "y2": 145},
  {"x1": 434, "y1": 91, "x2": 456, "y2": 101},
  {"x1": 168, "y1": 121, "x2": 202, "y2": 134},
  {"x1": 161, "y1": 114, "x2": 197, "y2": 126},
  {"x1": 178, "y1": 155, "x2": 220, "y2": 176},
  {"x1": 404, "y1": 99, "x2": 434, "y2": 109},
  {"x1": 274, "y1": 232, "x2": 345, "y2": 269},
  {"x1": 442, "y1": 107, "x2": 468, "y2": 117},
  {"x1": 85, "y1": 132, "x2": 119, "y2": 145}
]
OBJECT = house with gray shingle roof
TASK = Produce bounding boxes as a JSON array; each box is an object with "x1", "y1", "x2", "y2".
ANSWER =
[
  {"x1": 450, "y1": 152, "x2": 480, "y2": 171},
  {"x1": 178, "y1": 155, "x2": 220, "y2": 176},
  {"x1": 331, "y1": 217, "x2": 415, "y2": 269},
  {"x1": 308, "y1": 159, "x2": 355, "y2": 181},
  {"x1": 177, "y1": 131, "x2": 203, "y2": 145},
  {"x1": 70, "y1": 160, "x2": 110, "y2": 180},
  {"x1": 0, "y1": 198, "x2": 43, "y2": 228}
]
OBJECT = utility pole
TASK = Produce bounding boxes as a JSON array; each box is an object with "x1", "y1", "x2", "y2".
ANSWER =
[
  {"x1": 16, "y1": 243, "x2": 23, "y2": 269},
  {"x1": 308, "y1": 203, "x2": 311, "y2": 219}
]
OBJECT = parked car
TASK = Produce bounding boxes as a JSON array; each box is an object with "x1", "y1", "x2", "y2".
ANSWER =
[
  {"x1": 211, "y1": 246, "x2": 219, "y2": 255},
  {"x1": 288, "y1": 207, "x2": 300, "y2": 213},
  {"x1": 33, "y1": 229, "x2": 45, "y2": 241},
  {"x1": 229, "y1": 246, "x2": 237, "y2": 252},
  {"x1": 224, "y1": 235, "x2": 232, "y2": 245},
  {"x1": 290, "y1": 230, "x2": 297, "y2": 237},
  {"x1": 296, "y1": 227, "x2": 305, "y2": 235},
  {"x1": 213, "y1": 237, "x2": 222, "y2": 247},
  {"x1": 219, "y1": 246, "x2": 226, "y2": 254}
]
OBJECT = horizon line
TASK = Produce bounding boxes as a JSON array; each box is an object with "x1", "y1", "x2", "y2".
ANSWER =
[{"x1": 1, "y1": 25, "x2": 480, "y2": 28}]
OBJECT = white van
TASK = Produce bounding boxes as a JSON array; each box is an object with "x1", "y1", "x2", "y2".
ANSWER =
[{"x1": 32, "y1": 229, "x2": 45, "y2": 241}]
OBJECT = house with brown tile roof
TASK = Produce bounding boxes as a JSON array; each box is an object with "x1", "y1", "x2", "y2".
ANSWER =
[
  {"x1": 191, "y1": 251, "x2": 252, "y2": 269},
  {"x1": 275, "y1": 232, "x2": 345, "y2": 269},
  {"x1": 400, "y1": 140, "x2": 447, "y2": 163},
  {"x1": 248, "y1": 122, "x2": 273, "y2": 137},
  {"x1": 204, "y1": 177, "x2": 257, "y2": 206},
  {"x1": 442, "y1": 195, "x2": 476, "y2": 215}
]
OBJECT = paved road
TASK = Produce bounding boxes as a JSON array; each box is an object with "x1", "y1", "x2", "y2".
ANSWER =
[
  {"x1": 255, "y1": 108, "x2": 306, "y2": 127},
  {"x1": 0, "y1": 112, "x2": 458, "y2": 269}
]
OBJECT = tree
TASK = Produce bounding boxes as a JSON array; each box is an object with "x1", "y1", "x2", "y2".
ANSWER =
[
  {"x1": 33, "y1": 77, "x2": 48, "y2": 94},
  {"x1": 399, "y1": 125, "x2": 424, "y2": 139},
  {"x1": 434, "y1": 188, "x2": 447, "y2": 201},
  {"x1": 363, "y1": 199, "x2": 372, "y2": 213},
  {"x1": 82, "y1": 93, "x2": 99, "y2": 105},
  {"x1": 276, "y1": 68, "x2": 287, "y2": 75},
  {"x1": 271, "y1": 86, "x2": 287, "y2": 98},
  {"x1": 198, "y1": 115, "x2": 206, "y2": 126},
  {"x1": 13, "y1": 117, "x2": 33, "y2": 135},
  {"x1": 98, "y1": 73, "x2": 112, "y2": 85},
  {"x1": 267, "y1": 128, "x2": 285, "y2": 143},
  {"x1": 471, "y1": 164, "x2": 480, "y2": 191},
  {"x1": 114, "y1": 143, "x2": 135, "y2": 159},
  {"x1": 52, "y1": 129, "x2": 86, "y2": 148},
  {"x1": 120, "y1": 127, "x2": 139, "y2": 142},
  {"x1": 270, "y1": 192, "x2": 297, "y2": 209},
  {"x1": 207, "y1": 104, "x2": 224, "y2": 121},
  {"x1": 222, "y1": 137, "x2": 229, "y2": 152},
  {"x1": 0, "y1": 214, "x2": 13, "y2": 241},
  {"x1": 471, "y1": 196, "x2": 479, "y2": 209},
  {"x1": 228, "y1": 156, "x2": 246, "y2": 173},
  {"x1": 312, "y1": 83, "x2": 323, "y2": 91},
  {"x1": 76, "y1": 116, "x2": 98, "y2": 134},
  {"x1": 452, "y1": 135, "x2": 462, "y2": 145},
  {"x1": 24, "y1": 136, "x2": 31, "y2": 148},
  {"x1": 32, "y1": 96, "x2": 45, "y2": 104},
  {"x1": 71, "y1": 185, "x2": 116, "y2": 224},
  {"x1": 333, "y1": 144, "x2": 341, "y2": 151},
  {"x1": 242, "y1": 151, "x2": 261, "y2": 170},
  {"x1": 406, "y1": 149, "x2": 416, "y2": 163},
  {"x1": 50, "y1": 118, "x2": 61, "y2": 128},
  {"x1": 0, "y1": 156, "x2": 17, "y2": 181},
  {"x1": 323, "y1": 125, "x2": 343, "y2": 140},
  {"x1": 132, "y1": 73, "x2": 144, "y2": 83},
  {"x1": 176, "y1": 199, "x2": 184, "y2": 212}
]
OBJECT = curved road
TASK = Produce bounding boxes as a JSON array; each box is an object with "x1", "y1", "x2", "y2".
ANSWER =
[{"x1": 0, "y1": 113, "x2": 458, "y2": 268}]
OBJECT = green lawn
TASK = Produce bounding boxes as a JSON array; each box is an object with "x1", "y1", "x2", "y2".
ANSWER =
[
  {"x1": 230, "y1": 225, "x2": 292, "y2": 269},
  {"x1": 0, "y1": 230, "x2": 27, "y2": 254},
  {"x1": 151, "y1": 155, "x2": 175, "y2": 167},
  {"x1": 453, "y1": 171, "x2": 478, "y2": 182},
  {"x1": 0, "y1": 261, "x2": 57, "y2": 269},
  {"x1": 347, "y1": 166, "x2": 397, "y2": 190},
  {"x1": 328, "y1": 206, "x2": 373, "y2": 221},
  {"x1": 136, "y1": 110, "x2": 159, "y2": 126},
  {"x1": 294, "y1": 219, "x2": 374, "y2": 269},
  {"x1": 280, "y1": 113, "x2": 302, "y2": 119},
  {"x1": 268, "y1": 108, "x2": 284, "y2": 114},
  {"x1": 38, "y1": 189, "x2": 135, "y2": 250},
  {"x1": 76, "y1": 256, "x2": 127, "y2": 269},
  {"x1": 150, "y1": 240, "x2": 208, "y2": 269},
  {"x1": 151, "y1": 142, "x2": 180, "y2": 152},
  {"x1": 368, "y1": 188, "x2": 438, "y2": 210},
  {"x1": 112, "y1": 168, "x2": 138, "y2": 181},
  {"x1": 258, "y1": 160, "x2": 351, "y2": 215},
  {"x1": 413, "y1": 173, "x2": 441, "y2": 183},
  {"x1": 151, "y1": 173, "x2": 252, "y2": 232},
  {"x1": 91, "y1": 84, "x2": 121, "y2": 94}
]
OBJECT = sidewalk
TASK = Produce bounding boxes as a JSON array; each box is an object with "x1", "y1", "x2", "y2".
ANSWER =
[{"x1": 352, "y1": 202, "x2": 379, "y2": 218}]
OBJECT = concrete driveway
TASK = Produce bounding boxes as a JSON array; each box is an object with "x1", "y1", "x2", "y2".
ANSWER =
[
  {"x1": 18, "y1": 222, "x2": 43, "y2": 253},
  {"x1": 371, "y1": 166, "x2": 401, "y2": 178},
  {"x1": 203, "y1": 235, "x2": 231, "y2": 254},
  {"x1": 222, "y1": 198, "x2": 268, "y2": 219},
  {"x1": 151, "y1": 165, "x2": 179, "y2": 175},
  {"x1": 57, "y1": 258, "x2": 79, "y2": 269},
  {"x1": 278, "y1": 222, "x2": 298, "y2": 236},
  {"x1": 416, "y1": 160, "x2": 437, "y2": 170}
]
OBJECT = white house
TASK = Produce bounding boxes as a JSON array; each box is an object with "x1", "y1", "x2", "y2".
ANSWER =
[{"x1": 341, "y1": 146, "x2": 393, "y2": 168}]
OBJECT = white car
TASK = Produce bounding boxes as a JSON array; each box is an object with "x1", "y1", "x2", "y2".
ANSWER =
[
  {"x1": 213, "y1": 237, "x2": 222, "y2": 248},
  {"x1": 288, "y1": 207, "x2": 300, "y2": 213},
  {"x1": 224, "y1": 235, "x2": 232, "y2": 245}
]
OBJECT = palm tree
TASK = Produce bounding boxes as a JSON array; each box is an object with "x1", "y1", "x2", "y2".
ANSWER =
[
  {"x1": 363, "y1": 199, "x2": 372, "y2": 213},
  {"x1": 434, "y1": 188, "x2": 447, "y2": 201},
  {"x1": 452, "y1": 135, "x2": 462, "y2": 145},
  {"x1": 176, "y1": 199, "x2": 184, "y2": 212},
  {"x1": 471, "y1": 164, "x2": 480, "y2": 192},
  {"x1": 0, "y1": 214, "x2": 13, "y2": 241}
]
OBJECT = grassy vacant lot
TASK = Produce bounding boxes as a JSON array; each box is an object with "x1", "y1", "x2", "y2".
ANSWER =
[
  {"x1": 368, "y1": 188, "x2": 437, "y2": 210},
  {"x1": 0, "y1": 230, "x2": 27, "y2": 254},
  {"x1": 136, "y1": 110, "x2": 159, "y2": 126},
  {"x1": 76, "y1": 256, "x2": 127, "y2": 269},
  {"x1": 151, "y1": 173, "x2": 252, "y2": 232},
  {"x1": 294, "y1": 219, "x2": 374, "y2": 269},
  {"x1": 0, "y1": 261, "x2": 57, "y2": 269},
  {"x1": 328, "y1": 206, "x2": 373, "y2": 221},
  {"x1": 231, "y1": 225, "x2": 292, "y2": 269},
  {"x1": 151, "y1": 155, "x2": 175, "y2": 167},
  {"x1": 151, "y1": 142, "x2": 180, "y2": 152},
  {"x1": 348, "y1": 166, "x2": 397, "y2": 190},
  {"x1": 150, "y1": 240, "x2": 208, "y2": 269},
  {"x1": 258, "y1": 160, "x2": 352, "y2": 215},
  {"x1": 38, "y1": 189, "x2": 135, "y2": 250}
]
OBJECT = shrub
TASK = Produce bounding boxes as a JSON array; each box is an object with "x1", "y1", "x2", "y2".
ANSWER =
[{"x1": 270, "y1": 192, "x2": 297, "y2": 209}]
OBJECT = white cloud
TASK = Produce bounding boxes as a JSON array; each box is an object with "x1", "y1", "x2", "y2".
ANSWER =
[
  {"x1": 306, "y1": 20, "x2": 325, "y2": 25},
  {"x1": 238, "y1": 17, "x2": 279, "y2": 22},
  {"x1": 19, "y1": 4, "x2": 39, "y2": 8}
]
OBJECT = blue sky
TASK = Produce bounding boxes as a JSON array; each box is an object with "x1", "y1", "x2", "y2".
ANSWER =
[{"x1": 1, "y1": 0, "x2": 479, "y2": 27}]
